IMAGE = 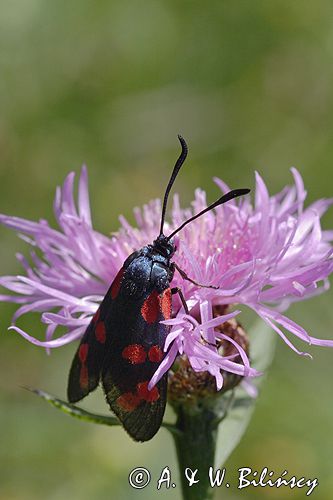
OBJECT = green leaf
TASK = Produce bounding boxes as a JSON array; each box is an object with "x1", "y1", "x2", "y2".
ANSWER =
[
  {"x1": 214, "y1": 319, "x2": 276, "y2": 467},
  {"x1": 25, "y1": 388, "x2": 121, "y2": 426},
  {"x1": 26, "y1": 387, "x2": 180, "y2": 436}
]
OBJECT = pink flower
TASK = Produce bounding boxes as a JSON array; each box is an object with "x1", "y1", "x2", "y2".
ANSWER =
[{"x1": 1, "y1": 166, "x2": 333, "y2": 389}]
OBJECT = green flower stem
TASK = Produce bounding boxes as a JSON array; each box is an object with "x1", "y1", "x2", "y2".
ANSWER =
[{"x1": 173, "y1": 406, "x2": 218, "y2": 500}]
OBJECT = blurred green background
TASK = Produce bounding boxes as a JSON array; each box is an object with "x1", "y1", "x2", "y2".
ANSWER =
[{"x1": 1, "y1": 1, "x2": 333, "y2": 499}]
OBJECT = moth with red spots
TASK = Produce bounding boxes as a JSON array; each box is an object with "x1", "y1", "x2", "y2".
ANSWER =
[{"x1": 68, "y1": 136, "x2": 250, "y2": 441}]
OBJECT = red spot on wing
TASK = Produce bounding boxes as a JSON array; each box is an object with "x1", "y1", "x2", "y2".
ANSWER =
[
  {"x1": 78, "y1": 344, "x2": 89, "y2": 388},
  {"x1": 92, "y1": 309, "x2": 100, "y2": 323},
  {"x1": 95, "y1": 321, "x2": 106, "y2": 343},
  {"x1": 148, "y1": 345, "x2": 164, "y2": 363},
  {"x1": 111, "y1": 268, "x2": 124, "y2": 299},
  {"x1": 141, "y1": 290, "x2": 160, "y2": 324},
  {"x1": 159, "y1": 288, "x2": 172, "y2": 319},
  {"x1": 122, "y1": 344, "x2": 146, "y2": 364},
  {"x1": 79, "y1": 365, "x2": 89, "y2": 389},
  {"x1": 116, "y1": 392, "x2": 141, "y2": 411},
  {"x1": 78, "y1": 343, "x2": 89, "y2": 363},
  {"x1": 137, "y1": 381, "x2": 160, "y2": 402},
  {"x1": 117, "y1": 382, "x2": 160, "y2": 412}
]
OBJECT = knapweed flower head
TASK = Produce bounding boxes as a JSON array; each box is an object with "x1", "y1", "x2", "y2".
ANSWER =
[{"x1": 1, "y1": 166, "x2": 333, "y2": 391}]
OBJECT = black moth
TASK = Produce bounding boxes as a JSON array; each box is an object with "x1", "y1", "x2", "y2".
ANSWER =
[{"x1": 68, "y1": 136, "x2": 250, "y2": 441}]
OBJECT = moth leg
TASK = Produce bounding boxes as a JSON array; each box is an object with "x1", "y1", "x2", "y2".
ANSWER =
[
  {"x1": 171, "y1": 286, "x2": 217, "y2": 346},
  {"x1": 200, "y1": 334, "x2": 217, "y2": 348},
  {"x1": 171, "y1": 287, "x2": 189, "y2": 314},
  {"x1": 172, "y1": 262, "x2": 219, "y2": 290}
]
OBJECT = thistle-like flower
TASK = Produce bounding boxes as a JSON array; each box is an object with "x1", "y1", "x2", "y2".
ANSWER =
[{"x1": 0, "y1": 165, "x2": 333, "y2": 391}]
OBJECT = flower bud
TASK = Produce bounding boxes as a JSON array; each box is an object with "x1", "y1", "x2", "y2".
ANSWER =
[{"x1": 168, "y1": 306, "x2": 249, "y2": 410}]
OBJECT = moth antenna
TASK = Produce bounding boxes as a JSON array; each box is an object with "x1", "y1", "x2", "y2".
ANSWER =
[
  {"x1": 159, "y1": 135, "x2": 188, "y2": 237},
  {"x1": 167, "y1": 188, "x2": 250, "y2": 240}
]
